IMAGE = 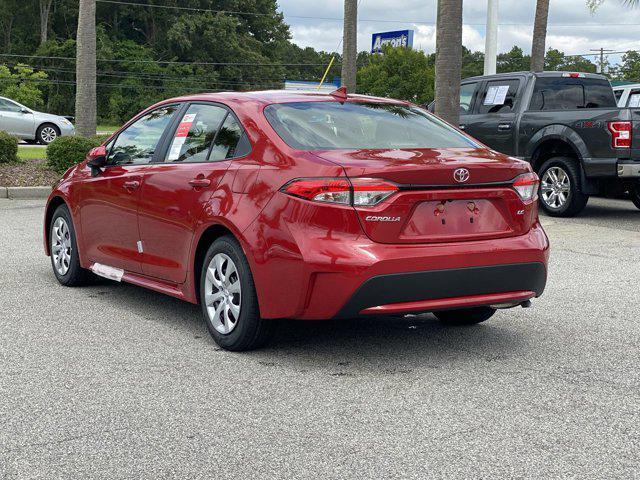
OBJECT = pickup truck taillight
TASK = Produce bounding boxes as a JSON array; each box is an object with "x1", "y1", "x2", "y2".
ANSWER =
[{"x1": 608, "y1": 121, "x2": 632, "y2": 149}]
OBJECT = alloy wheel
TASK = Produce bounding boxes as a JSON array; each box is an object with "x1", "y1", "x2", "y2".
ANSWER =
[
  {"x1": 204, "y1": 253, "x2": 242, "y2": 334},
  {"x1": 541, "y1": 166, "x2": 570, "y2": 209},
  {"x1": 51, "y1": 217, "x2": 72, "y2": 276},
  {"x1": 41, "y1": 126, "x2": 58, "y2": 143}
]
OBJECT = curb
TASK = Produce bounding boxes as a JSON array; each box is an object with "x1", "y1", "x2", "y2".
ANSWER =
[{"x1": 3, "y1": 186, "x2": 52, "y2": 199}]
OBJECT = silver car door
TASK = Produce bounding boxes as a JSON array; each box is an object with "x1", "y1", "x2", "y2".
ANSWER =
[{"x1": 0, "y1": 99, "x2": 35, "y2": 138}]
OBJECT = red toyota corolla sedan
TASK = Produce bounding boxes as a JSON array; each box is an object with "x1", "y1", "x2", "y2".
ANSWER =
[{"x1": 44, "y1": 88, "x2": 549, "y2": 350}]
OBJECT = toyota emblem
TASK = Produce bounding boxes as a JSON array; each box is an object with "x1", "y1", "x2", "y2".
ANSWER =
[{"x1": 453, "y1": 168, "x2": 470, "y2": 183}]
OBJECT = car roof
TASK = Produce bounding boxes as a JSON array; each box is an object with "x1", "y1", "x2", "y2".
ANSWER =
[{"x1": 154, "y1": 90, "x2": 410, "y2": 108}]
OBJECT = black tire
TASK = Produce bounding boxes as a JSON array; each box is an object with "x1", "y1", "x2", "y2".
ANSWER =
[
  {"x1": 434, "y1": 306, "x2": 496, "y2": 326},
  {"x1": 49, "y1": 204, "x2": 91, "y2": 286},
  {"x1": 199, "y1": 235, "x2": 274, "y2": 351},
  {"x1": 37, "y1": 123, "x2": 60, "y2": 145},
  {"x1": 631, "y1": 185, "x2": 640, "y2": 210},
  {"x1": 538, "y1": 157, "x2": 588, "y2": 217}
]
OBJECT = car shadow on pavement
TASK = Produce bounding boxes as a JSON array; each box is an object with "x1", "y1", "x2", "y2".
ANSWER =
[{"x1": 41, "y1": 267, "x2": 528, "y2": 368}]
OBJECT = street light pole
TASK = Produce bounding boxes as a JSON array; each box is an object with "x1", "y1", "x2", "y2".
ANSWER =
[{"x1": 484, "y1": 0, "x2": 499, "y2": 75}]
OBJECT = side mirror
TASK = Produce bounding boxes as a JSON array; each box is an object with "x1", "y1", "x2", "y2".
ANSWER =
[
  {"x1": 20, "y1": 108, "x2": 31, "y2": 114},
  {"x1": 87, "y1": 145, "x2": 107, "y2": 177}
]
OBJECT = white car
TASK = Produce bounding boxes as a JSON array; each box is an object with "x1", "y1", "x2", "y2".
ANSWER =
[
  {"x1": 613, "y1": 83, "x2": 640, "y2": 108},
  {"x1": 0, "y1": 96, "x2": 75, "y2": 144}
]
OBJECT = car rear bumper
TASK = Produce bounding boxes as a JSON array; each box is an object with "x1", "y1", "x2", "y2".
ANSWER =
[
  {"x1": 273, "y1": 222, "x2": 550, "y2": 320},
  {"x1": 333, "y1": 262, "x2": 546, "y2": 318}
]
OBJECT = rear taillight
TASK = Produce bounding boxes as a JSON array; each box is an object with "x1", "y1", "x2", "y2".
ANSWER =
[
  {"x1": 562, "y1": 72, "x2": 585, "y2": 78},
  {"x1": 513, "y1": 173, "x2": 539, "y2": 203},
  {"x1": 608, "y1": 121, "x2": 632, "y2": 149},
  {"x1": 281, "y1": 177, "x2": 398, "y2": 206}
]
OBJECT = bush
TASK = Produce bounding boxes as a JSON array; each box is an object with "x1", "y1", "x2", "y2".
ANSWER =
[
  {"x1": 0, "y1": 130, "x2": 19, "y2": 164},
  {"x1": 46, "y1": 135, "x2": 105, "y2": 174}
]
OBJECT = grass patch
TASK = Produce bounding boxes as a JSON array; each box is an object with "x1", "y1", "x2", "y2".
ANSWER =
[
  {"x1": 96, "y1": 124, "x2": 120, "y2": 134},
  {"x1": 17, "y1": 146, "x2": 46, "y2": 161}
]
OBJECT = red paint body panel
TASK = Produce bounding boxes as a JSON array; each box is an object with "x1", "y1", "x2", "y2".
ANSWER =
[
  {"x1": 44, "y1": 90, "x2": 550, "y2": 321},
  {"x1": 359, "y1": 291, "x2": 536, "y2": 315}
]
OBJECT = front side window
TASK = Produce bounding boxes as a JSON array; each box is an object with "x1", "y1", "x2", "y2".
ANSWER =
[
  {"x1": 459, "y1": 82, "x2": 478, "y2": 114},
  {"x1": 165, "y1": 104, "x2": 228, "y2": 163},
  {"x1": 477, "y1": 80, "x2": 520, "y2": 114},
  {"x1": 0, "y1": 99, "x2": 22, "y2": 112},
  {"x1": 264, "y1": 102, "x2": 478, "y2": 150},
  {"x1": 107, "y1": 105, "x2": 178, "y2": 166}
]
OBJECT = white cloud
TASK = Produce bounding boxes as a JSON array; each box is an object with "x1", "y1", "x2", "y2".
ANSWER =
[{"x1": 278, "y1": 0, "x2": 640, "y2": 65}]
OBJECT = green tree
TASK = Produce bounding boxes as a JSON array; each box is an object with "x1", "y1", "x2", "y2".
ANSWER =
[
  {"x1": 497, "y1": 46, "x2": 530, "y2": 73},
  {"x1": 0, "y1": 64, "x2": 49, "y2": 109},
  {"x1": 357, "y1": 47, "x2": 434, "y2": 104},
  {"x1": 618, "y1": 51, "x2": 640, "y2": 80}
]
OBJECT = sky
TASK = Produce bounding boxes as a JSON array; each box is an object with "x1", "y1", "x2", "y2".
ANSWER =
[{"x1": 276, "y1": 0, "x2": 640, "y2": 65}]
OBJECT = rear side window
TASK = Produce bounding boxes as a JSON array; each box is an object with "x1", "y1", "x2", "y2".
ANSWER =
[
  {"x1": 209, "y1": 114, "x2": 251, "y2": 161},
  {"x1": 627, "y1": 89, "x2": 640, "y2": 108},
  {"x1": 477, "y1": 79, "x2": 520, "y2": 114},
  {"x1": 529, "y1": 77, "x2": 616, "y2": 110},
  {"x1": 165, "y1": 104, "x2": 227, "y2": 163}
]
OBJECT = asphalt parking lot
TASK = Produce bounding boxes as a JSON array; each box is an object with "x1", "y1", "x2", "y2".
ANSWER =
[{"x1": 1, "y1": 197, "x2": 639, "y2": 479}]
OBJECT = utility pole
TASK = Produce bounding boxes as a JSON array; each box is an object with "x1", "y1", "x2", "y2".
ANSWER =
[
  {"x1": 484, "y1": 0, "x2": 499, "y2": 75},
  {"x1": 341, "y1": 0, "x2": 358, "y2": 93},
  {"x1": 590, "y1": 48, "x2": 613, "y2": 74}
]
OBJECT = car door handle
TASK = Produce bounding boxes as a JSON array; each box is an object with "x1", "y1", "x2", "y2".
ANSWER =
[
  {"x1": 123, "y1": 180, "x2": 140, "y2": 190},
  {"x1": 189, "y1": 177, "x2": 211, "y2": 188},
  {"x1": 459, "y1": 124, "x2": 466, "y2": 130},
  {"x1": 498, "y1": 123, "x2": 512, "y2": 131}
]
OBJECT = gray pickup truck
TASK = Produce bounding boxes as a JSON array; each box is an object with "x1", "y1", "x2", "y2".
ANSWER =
[{"x1": 433, "y1": 71, "x2": 640, "y2": 216}]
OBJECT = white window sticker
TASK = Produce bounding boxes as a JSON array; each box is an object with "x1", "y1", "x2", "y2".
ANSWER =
[
  {"x1": 167, "y1": 113, "x2": 197, "y2": 161},
  {"x1": 484, "y1": 85, "x2": 510, "y2": 105},
  {"x1": 628, "y1": 94, "x2": 640, "y2": 108}
]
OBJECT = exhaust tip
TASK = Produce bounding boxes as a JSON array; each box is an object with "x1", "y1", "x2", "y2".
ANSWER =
[{"x1": 520, "y1": 300, "x2": 532, "y2": 308}]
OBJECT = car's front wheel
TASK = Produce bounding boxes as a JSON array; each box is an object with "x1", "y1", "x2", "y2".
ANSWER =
[
  {"x1": 538, "y1": 157, "x2": 588, "y2": 217},
  {"x1": 50, "y1": 204, "x2": 91, "y2": 286},
  {"x1": 434, "y1": 306, "x2": 496, "y2": 326},
  {"x1": 200, "y1": 236, "x2": 274, "y2": 351},
  {"x1": 37, "y1": 123, "x2": 60, "y2": 145}
]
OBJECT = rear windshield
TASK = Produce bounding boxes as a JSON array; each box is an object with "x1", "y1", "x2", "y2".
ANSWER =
[
  {"x1": 529, "y1": 77, "x2": 616, "y2": 110},
  {"x1": 264, "y1": 101, "x2": 478, "y2": 150}
]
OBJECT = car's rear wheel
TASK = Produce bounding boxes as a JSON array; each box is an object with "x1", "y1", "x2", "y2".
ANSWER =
[
  {"x1": 50, "y1": 204, "x2": 91, "y2": 286},
  {"x1": 538, "y1": 157, "x2": 588, "y2": 217},
  {"x1": 434, "y1": 306, "x2": 496, "y2": 326},
  {"x1": 200, "y1": 236, "x2": 274, "y2": 351},
  {"x1": 37, "y1": 123, "x2": 60, "y2": 145},
  {"x1": 631, "y1": 184, "x2": 640, "y2": 210}
]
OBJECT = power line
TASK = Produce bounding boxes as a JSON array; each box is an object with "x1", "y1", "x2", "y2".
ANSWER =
[
  {"x1": 95, "y1": 1, "x2": 640, "y2": 27},
  {"x1": 0, "y1": 53, "x2": 337, "y2": 67}
]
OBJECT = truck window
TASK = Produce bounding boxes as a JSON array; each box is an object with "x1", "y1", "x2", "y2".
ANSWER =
[
  {"x1": 627, "y1": 89, "x2": 640, "y2": 108},
  {"x1": 459, "y1": 82, "x2": 478, "y2": 114},
  {"x1": 529, "y1": 77, "x2": 616, "y2": 111},
  {"x1": 477, "y1": 79, "x2": 519, "y2": 114}
]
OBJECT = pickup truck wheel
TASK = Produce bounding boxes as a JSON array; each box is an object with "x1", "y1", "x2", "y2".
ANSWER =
[
  {"x1": 631, "y1": 185, "x2": 640, "y2": 210},
  {"x1": 538, "y1": 157, "x2": 588, "y2": 217}
]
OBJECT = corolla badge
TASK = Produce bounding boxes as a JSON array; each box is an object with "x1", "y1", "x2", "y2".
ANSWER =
[{"x1": 453, "y1": 168, "x2": 470, "y2": 183}]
